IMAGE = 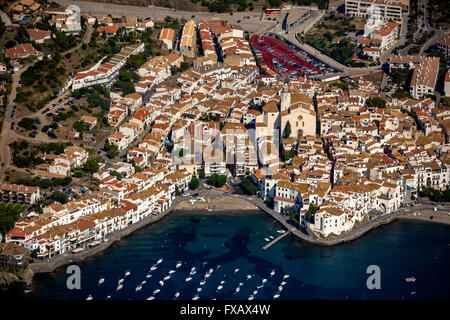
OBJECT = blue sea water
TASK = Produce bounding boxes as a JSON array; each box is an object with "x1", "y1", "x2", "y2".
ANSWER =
[{"x1": 27, "y1": 211, "x2": 450, "y2": 300}]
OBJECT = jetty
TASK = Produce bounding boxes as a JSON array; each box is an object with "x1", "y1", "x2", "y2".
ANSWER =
[{"x1": 262, "y1": 230, "x2": 291, "y2": 250}]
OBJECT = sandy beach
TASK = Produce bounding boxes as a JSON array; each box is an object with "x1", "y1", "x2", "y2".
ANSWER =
[
  {"x1": 173, "y1": 195, "x2": 259, "y2": 212},
  {"x1": 397, "y1": 209, "x2": 450, "y2": 225}
]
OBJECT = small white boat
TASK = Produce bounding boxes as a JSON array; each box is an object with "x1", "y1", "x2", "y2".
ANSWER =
[
  {"x1": 270, "y1": 270, "x2": 275, "y2": 277},
  {"x1": 185, "y1": 277, "x2": 192, "y2": 282},
  {"x1": 191, "y1": 267, "x2": 196, "y2": 272},
  {"x1": 197, "y1": 287, "x2": 202, "y2": 292},
  {"x1": 141, "y1": 280, "x2": 147, "y2": 285},
  {"x1": 234, "y1": 268, "x2": 240, "y2": 274},
  {"x1": 202, "y1": 261, "x2": 208, "y2": 266},
  {"x1": 175, "y1": 292, "x2": 180, "y2": 298},
  {"x1": 277, "y1": 230, "x2": 286, "y2": 234},
  {"x1": 98, "y1": 278, "x2": 105, "y2": 285},
  {"x1": 116, "y1": 284, "x2": 123, "y2": 291},
  {"x1": 200, "y1": 280, "x2": 206, "y2": 286},
  {"x1": 168, "y1": 270, "x2": 175, "y2": 274},
  {"x1": 283, "y1": 274, "x2": 290, "y2": 279},
  {"x1": 146, "y1": 274, "x2": 152, "y2": 279},
  {"x1": 86, "y1": 294, "x2": 93, "y2": 300},
  {"x1": 153, "y1": 289, "x2": 160, "y2": 295},
  {"x1": 106, "y1": 295, "x2": 111, "y2": 299},
  {"x1": 150, "y1": 266, "x2": 157, "y2": 271},
  {"x1": 176, "y1": 262, "x2": 182, "y2": 268},
  {"x1": 136, "y1": 285, "x2": 142, "y2": 292},
  {"x1": 157, "y1": 258, "x2": 163, "y2": 264},
  {"x1": 217, "y1": 285, "x2": 223, "y2": 291},
  {"x1": 269, "y1": 236, "x2": 275, "y2": 240},
  {"x1": 257, "y1": 284, "x2": 264, "y2": 289},
  {"x1": 247, "y1": 274, "x2": 252, "y2": 280},
  {"x1": 163, "y1": 276, "x2": 171, "y2": 281},
  {"x1": 220, "y1": 280, "x2": 225, "y2": 284},
  {"x1": 235, "y1": 287, "x2": 240, "y2": 293},
  {"x1": 204, "y1": 273, "x2": 210, "y2": 279},
  {"x1": 147, "y1": 296, "x2": 155, "y2": 300},
  {"x1": 248, "y1": 295, "x2": 254, "y2": 300},
  {"x1": 265, "y1": 238, "x2": 270, "y2": 242},
  {"x1": 124, "y1": 271, "x2": 130, "y2": 277},
  {"x1": 253, "y1": 290, "x2": 258, "y2": 295},
  {"x1": 216, "y1": 265, "x2": 221, "y2": 269},
  {"x1": 239, "y1": 282, "x2": 244, "y2": 286},
  {"x1": 159, "y1": 281, "x2": 164, "y2": 286},
  {"x1": 274, "y1": 293, "x2": 280, "y2": 299},
  {"x1": 118, "y1": 278, "x2": 124, "y2": 284},
  {"x1": 192, "y1": 295, "x2": 199, "y2": 300},
  {"x1": 208, "y1": 268, "x2": 213, "y2": 274},
  {"x1": 281, "y1": 281, "x2": 287, "y2": 286},
  {"x1": 278, "y1": 286, "x2": 283, "y2": 291},
  {"x1": 262, "y1": 278, "x2": 267, "y2": 283}
]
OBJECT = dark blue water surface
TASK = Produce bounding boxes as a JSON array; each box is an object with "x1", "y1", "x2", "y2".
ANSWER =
[{"x1": 28, "y1": 211, "x2": 450, "y2": 300}]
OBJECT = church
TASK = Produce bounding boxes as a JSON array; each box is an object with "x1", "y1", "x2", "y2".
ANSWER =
[{"x1": 255, "y1": 85, "x2": 316, "y2": 141}]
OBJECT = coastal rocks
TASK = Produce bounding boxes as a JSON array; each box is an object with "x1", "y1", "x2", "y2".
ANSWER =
[{"x1": 0, "y1": 268, "x2": 34, "y2": 290}]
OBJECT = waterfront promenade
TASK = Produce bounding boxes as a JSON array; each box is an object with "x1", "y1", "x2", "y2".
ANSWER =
[{"x1": 29, "y1": 187, "x2": 450, "y2": 274}]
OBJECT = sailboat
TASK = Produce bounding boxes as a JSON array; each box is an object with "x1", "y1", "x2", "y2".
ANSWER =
[
  {"x1": 147, "y1": 296, "x2": 155, "y2": 300},
  {"x1": 262, "y1": 278, "x2": 267, "y2": 284},
  {"x1": 217, "y1": 285, "x2": 223, "y2": 291},
  {"x1": 168, "y1": 270, "x2": 175, "y2": 274},
  {"x1": 192, "y1": 295, "x2": 199, "y2": 300},
  {"x1": 283, "y1": 274, "x2": 290, "y2": 279},
  {"x1": 159, "y1": 280, "x2": 164, "y2": 286},
  {"x1": 174, "y1": 292, "x2": 180, "y2": 298},
  {"x1": 153, "y1": 289, "x2": 160, "y2": 295},
  {"x1": 163, "y1": 275, "x2": 171, "y2": 281},
  {"x1": 116, "y1": 284, "x2": 123, "y2": 291},
  {"x1": 274, "y1": 292, "x2": 280, "y2": 299}
]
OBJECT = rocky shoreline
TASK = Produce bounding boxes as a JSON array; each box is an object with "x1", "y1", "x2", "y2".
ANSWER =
[{"x1": 0, "y1": 268, "x2": 34, "y2": 291}]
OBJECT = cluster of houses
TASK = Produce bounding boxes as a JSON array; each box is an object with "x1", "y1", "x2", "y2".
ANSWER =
[
  {"x1": 4, "y1": 160, "x2": 194, "y2": 259},
  {"x1": 2, "y1": 13, "x2": 450, "y2": 257},
  {"x1": 35, "y1": 146, "x2": 90, "y2": 177}
]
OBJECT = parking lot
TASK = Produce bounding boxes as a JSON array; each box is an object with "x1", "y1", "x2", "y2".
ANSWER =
[{"x1": 250, "y1": 34, "x2": 335, "y2": 78}]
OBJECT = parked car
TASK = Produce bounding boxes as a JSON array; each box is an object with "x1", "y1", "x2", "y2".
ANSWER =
[{"x1": 29, "y1": 130, "x2": 38, "y2": 138}]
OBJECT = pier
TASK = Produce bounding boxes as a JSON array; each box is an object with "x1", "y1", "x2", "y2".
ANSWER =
[{"x1": 262, "y1": 231, "x2": 291, "y2": 250}]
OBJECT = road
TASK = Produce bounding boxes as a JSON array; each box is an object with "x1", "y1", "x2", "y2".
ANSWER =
[
  {"x1": 0, "y1": 64, "x2": 33, "y2": 180},
  {"x1": 0, "y1": 9, "x2": 18, "y2": 27}
]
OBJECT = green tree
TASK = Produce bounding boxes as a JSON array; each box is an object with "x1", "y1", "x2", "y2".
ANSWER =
[
  {"x1": 51, "y1": 191, "x2": 68, "y2": 204},
  {"x1": 368, "y1": 97, "x2": 386, "y2": 108},
  {"x1": 241, "y1": 177, "x2": 258, "y2": 195},
  {"x1": 199, "y1": 170, "x2": 206, "y2": 179},
  {"x1": 189, "y1": 176, "x2": 200, "y2": 190},
  {"x1": 83, "y1": 159, "x2": 99, "y2": 173}
]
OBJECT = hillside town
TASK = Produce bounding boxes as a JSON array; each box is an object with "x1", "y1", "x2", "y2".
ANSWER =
[{"x1": 0, "y1": 0, "x2": 449, "y2": 264}]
